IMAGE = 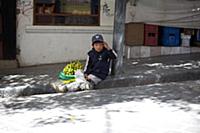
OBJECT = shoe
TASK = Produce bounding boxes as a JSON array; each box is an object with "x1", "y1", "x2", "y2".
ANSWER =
[
  {"x1": 79, "y1": 81, "x2": 94, "y2": 90},
  {"x1": 50, "y1": 80, "x2": 66, "y2": 93},
  {"x1": 66, "y1": 82, "x2": 81, "y2": 92},
  {"x1": 50, "y1": 82, "x2": 57, "y2": 90},
  {"x1": 56, "y1": 84, "x2": 68, "y2": 93},
  {"x1": 67, "y1": 87, "x2": 80, "y2": 92}
]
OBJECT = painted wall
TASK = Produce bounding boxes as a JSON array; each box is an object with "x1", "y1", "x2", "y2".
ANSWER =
[{"x1": 17, "y1": 0, "x2": 115, "y2": 66}]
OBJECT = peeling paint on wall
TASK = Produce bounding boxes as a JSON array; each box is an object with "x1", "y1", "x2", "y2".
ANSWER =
[
  {"x1": 17, "y1": 0, "x2": 33, "y2": 26},
  {"x1": 17, "y1": 0, "x2": 32, "y2": 15},
  {"x1": 16, "y1": 0, "x2": 33, "y2": 58}
]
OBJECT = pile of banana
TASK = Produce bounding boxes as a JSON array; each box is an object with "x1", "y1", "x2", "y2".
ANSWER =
[
  {"x1": 52, "y1": 61, "x2": 86, "y2": 92},
  {"x1": 63, "y1": 60, "x2": 83, "y2": 75}
]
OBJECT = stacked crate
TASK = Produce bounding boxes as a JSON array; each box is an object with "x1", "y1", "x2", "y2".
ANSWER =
[
  {"x1": 125, "y1": 22, "x2": 144, "y2": 46},
  {"x1": 144, "y1": 24, "x2": 159, "y2": 46},
  {"x1": 192, "y1": 29, "x2": 200, "y2": 46},
  {"x1": 196, "y1": 29, "x2": 200, "y2": 41},
  {"x1": 124, "y1": 23, "x2": 200, "y2": 59},
  {"x1": 181, "y1": 28, "x2": 194, "y2": 47},
  {"x1": 160, "y1": 27, "x2": 180, "y2": 46}
]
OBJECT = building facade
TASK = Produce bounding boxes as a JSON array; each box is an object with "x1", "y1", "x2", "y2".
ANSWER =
[
  {"x1": 1, "y1": 0, "x2": 200, "y2": 67},
  {"x1": 17, "y1": 0, "x2": 115, "y2": 66}
]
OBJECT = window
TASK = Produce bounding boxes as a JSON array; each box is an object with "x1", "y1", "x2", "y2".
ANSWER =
[{"x1": 34, "y1": 0, "x2": 100, "y2": 26}]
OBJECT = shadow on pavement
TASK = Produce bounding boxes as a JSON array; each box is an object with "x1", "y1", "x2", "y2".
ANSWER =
[{"x1": 1, "y1": 80, "x2": 200, "y2": 110}]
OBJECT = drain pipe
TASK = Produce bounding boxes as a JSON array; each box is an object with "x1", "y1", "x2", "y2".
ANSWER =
[{"x1": 111, "y1": 0, "x2": 127, "y2": 75}]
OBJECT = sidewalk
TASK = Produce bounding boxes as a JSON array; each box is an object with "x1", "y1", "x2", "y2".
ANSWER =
[
  {"x1": 98, "y1": 53, "x2": 200, "y2": 88},
  {"x1": 1, "y1": 53, "x2": 200, "y2": 97},
  {"x1": 1, "y1": 80, "x2": 200, "y2": 132}
]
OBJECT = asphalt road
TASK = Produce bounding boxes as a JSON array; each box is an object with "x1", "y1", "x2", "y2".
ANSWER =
[{"x1": 0, "y1": 80, "x2": 200, "y2": 133}]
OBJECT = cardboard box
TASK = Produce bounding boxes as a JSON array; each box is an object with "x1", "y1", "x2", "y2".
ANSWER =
[{"x1": 125, "y1": 23, "x2": 144, "y2": 46}]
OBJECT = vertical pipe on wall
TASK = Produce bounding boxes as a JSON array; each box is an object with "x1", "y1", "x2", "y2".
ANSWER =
[{"x1": 112, "y1": 0, "x2": 127, "y2": 75}]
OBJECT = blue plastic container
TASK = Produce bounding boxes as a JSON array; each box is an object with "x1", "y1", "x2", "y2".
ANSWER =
[
  {"x1": 161, "y1": 27, "x2": 180, "y2": 46},
  {"x1": 196, "y1": 30, "x2": 200, "y2": 41}
]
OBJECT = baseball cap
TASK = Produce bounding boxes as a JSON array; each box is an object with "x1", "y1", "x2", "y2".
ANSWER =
[{"x1": 92, "y1": 34, "x2": 104, "y2": 45}]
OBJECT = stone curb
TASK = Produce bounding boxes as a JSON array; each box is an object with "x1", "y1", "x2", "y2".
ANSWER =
[
  {"x1": 1, "y1": 69, "x2": 200, "y2": 97},
  {"x1": 97, "y1": 70, "x2": 200, "y2": 89}
]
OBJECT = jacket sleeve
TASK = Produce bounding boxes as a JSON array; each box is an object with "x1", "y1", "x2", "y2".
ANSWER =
[
  {"x1": 107, "y1": 49, "x2": 117, "y2": 59},
  {"x1": 84, "y1": 55, "x2": 93, "y2": 75}
]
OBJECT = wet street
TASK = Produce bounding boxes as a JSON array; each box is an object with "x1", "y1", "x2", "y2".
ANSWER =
[{"x1": 0, "y1": 80, "x2": 200, "y2": 133}]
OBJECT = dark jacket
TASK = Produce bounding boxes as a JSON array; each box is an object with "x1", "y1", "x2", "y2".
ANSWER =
[{"x1": 84, "y1": 48, "x2": 117, "y2": 80}]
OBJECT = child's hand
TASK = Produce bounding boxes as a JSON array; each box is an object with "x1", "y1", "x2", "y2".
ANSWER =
[
  {"x1": 85, "y1": 75, "x2": 92, "y2": 82},
  {"x1": 84, "y1": 74, "x2": 89, "y2": 80},
  {"x1": 103, "y1": 42, "x2": 111, "y2": 50}
]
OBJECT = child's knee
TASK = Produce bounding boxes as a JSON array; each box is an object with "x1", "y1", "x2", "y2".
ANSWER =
[{"x1": 87, "y1": 74, "x2": 102, "y2": 85}]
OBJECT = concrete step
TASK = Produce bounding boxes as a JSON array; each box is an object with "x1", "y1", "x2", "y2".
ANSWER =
[
  {"x1": 0, "y1": 60, "x2": 18, "y2": 70},
  {"x1": 125, "y1": 46, "x2": 200, "y2": 59},
  {"x1": 97, "y1": 70, "x2": 200, "y2": 89},
  {"x1": 1, "y1": 53, "x2": 200, "y2": 97}
]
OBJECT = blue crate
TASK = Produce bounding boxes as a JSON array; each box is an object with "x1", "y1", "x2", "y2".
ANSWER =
[
  {"x1": 36, "y1": 0, "x2": 54, "y2": 4},
  {"x1": 197, "y1": 30, "x2": 200, "y2": 41},
  {"x1": 161, "y1": 27, "x2": 180, "y2": 46}
]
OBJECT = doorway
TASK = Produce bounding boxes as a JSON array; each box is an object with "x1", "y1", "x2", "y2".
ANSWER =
[{"x1": 0, "y1": 0, "x2": 16, "y2": 60}]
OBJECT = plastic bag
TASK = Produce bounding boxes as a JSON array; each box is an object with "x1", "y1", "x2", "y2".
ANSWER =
[
  {"x1": 66, "y1": 70, "x2": 92, "y2": 91},
  {"x1": 51, "y1": 70, "x2": 92, "y2": 93}
]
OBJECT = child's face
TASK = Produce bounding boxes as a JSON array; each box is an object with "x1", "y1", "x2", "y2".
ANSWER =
[{"x1": 93, "y1": 42, "x2": 104, "y2": 52}]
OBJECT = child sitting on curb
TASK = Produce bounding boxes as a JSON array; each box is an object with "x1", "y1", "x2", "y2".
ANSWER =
[
  {"x1": 51, "y1": 34, "x2": 117, "y2": 92},
  {"x1": 84, "y1": 33, "x2": 117, "y2": 88}
]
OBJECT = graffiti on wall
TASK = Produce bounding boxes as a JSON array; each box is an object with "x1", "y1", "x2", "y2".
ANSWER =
[
  {"x1": 16, "y1": 0, "x2": 33, "y2": 54},
  {"x1": 16, "y1": 0, "x2": 33, "y2": 28},
  {"x1": 103, "y1": 1, "x2": 114, "y2": 17},
  {"x1": 17, "y1": 0, "x2": 33, "y2": 15}
]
